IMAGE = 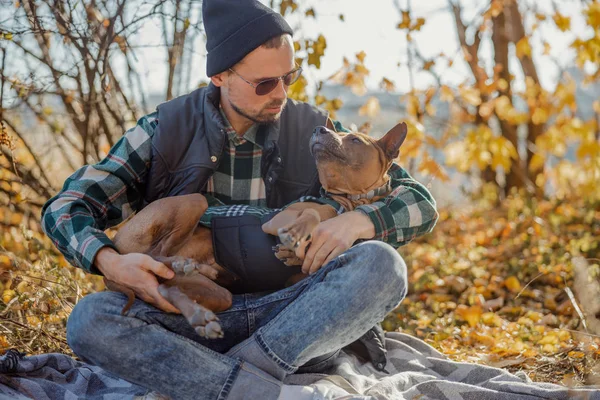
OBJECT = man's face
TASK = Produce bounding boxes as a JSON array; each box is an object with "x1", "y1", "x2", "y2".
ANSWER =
[{"x1": 212, "y1": 37, "x2": 295, "y2": 124}]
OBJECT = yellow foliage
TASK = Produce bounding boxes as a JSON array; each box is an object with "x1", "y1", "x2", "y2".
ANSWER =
[
  {"x1": 516, "y1": 37, "x2": 532, "y2": 58},
  {"x1": 553, "y1": 12, "x2": 571, "y2": 32},
  {"x1": 358, "y1": 97, "x2": 380, "y2": 118},
  {"x1": 439, "y1": 85, "x2": 454, "y2": 103},
  {"x1": 504, "y1": 276, "x2": 521, "y2": 293},
  {"x1": 458, "y1": 86, "x2": 481, "y2": 107},
  {"x1": 585, "y1": 1, "x2": 600, "y2": 28},
  {"x1": 397, "y1": 10, "x2": 411, "y2": 29}
]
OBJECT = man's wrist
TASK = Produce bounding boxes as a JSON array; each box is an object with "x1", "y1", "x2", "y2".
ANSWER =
[
  {"x1": 94, "y1": 247, "x2": 120, "y2": 277},
  {"x1": 347, "y1": 211, "x2": 376, "y2": 240}
]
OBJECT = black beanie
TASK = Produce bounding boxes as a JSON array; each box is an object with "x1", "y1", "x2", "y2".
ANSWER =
[{"x1": 203, "y1": 0, "x2": 294, "y2": 77}]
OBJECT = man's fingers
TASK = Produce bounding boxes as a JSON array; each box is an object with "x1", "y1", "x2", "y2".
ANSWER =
[
  {"x1": 308, "y1": 243, "x2": 335, "y2": 275},
  {"x1": 322, "y1": 245, "x2": 346, "y2": 266},
  {"x1": 143, "y1": 258, "x2": 175, "y2": 280},
  {"x1": 301, "y1": 242, "x2": 319, "y2": 273}
]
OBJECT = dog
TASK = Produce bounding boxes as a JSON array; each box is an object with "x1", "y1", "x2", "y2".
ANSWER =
[{"x1": 105, "y1": 121, "x2": 408, "y2": 339}]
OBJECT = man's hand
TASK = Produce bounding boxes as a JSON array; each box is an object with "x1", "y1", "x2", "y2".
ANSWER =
[
  {"x1": 95, "y1": 248, "x2": 180, "y2": 314},
  {"x1": 297, "y1": 211, "x2": 375, "y2": 275}
]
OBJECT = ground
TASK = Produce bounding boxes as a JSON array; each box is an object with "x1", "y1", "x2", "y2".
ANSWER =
[{"x1": 1, "y1": 191, "x2": 599, "y2": 386}]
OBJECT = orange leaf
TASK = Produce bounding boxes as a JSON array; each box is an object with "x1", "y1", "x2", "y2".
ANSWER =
[{"x1": 504, "y1": 276, "x2": 521, "y2": 293}]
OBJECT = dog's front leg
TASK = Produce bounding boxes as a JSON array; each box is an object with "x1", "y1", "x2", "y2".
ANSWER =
[
  {"x1": 277, "y1": 208, "x2": 321, "y2": 259},
  {"x1": 157, "y1": 284, "x2": 224, "y2": 339}
]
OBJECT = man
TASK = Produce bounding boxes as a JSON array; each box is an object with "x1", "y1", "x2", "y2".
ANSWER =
[{"x1": 41, "y1": 1, "x2": 438, "y2": 399}]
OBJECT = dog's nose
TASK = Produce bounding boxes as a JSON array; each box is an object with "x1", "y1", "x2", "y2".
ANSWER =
[{"x1": 315, "y1": 126, "x2": 328, "y2": 135}]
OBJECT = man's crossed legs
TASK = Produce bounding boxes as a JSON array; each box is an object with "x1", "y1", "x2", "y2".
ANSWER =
[{"x1": 66, "y1": 241, "x2": 407, "y2": 400}]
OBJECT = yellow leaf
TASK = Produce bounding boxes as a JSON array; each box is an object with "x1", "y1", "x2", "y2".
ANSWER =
[
  {"x1": 0, "y1": 254, "x2": 12, "y2": 268},
  {"x1": 2, "y1": 289, "x2": 16, "y2": 304},
  {"x1": 439, "y1": 85, "x2": 454, "y2": 102},
  {"x1": 339, "y1": 14, "x2": 345, "y2": 22},
  {"x1": 380, "y1": 78, "x2": 395, "y2": 92},
  {"x1": 423, "y1": 60, "x2": 435, "y2": 71},
  {"x1": 356, "y1": 51, "x2": 366, "y2": 64},
  {"x1": 529, "y1": 153, "x2": 545, "y2": 172},
  {"x1": 456, "y1": 305, "x2": 482, "y2": 327},
  {"x1": 516, "y1": 37, "x2": 532, "y2": 58},
  {"x1": 305, "y1": 8, "x2": 315, "y2": 18},
  {"x1": 359, "y1": 97, "x2": 380, "y2": 117},
  {"x1": 568, "y1": 351, "x2": 585, "y2": 359},
  {"x1": 553, "y1": 12, "x2": 571, "y2": 32},
  {"x1": 577, "y1": 142, "x2": 600, "y2": 159},
  {"x1": 479, "y1": 100, "x2": 495, "y2": 120},
  {"x1": 586, "y1": 2, "x2": 600, "y2": 27},
  {"x1": 459, "y1": 86, "x2": 481, "y2": 107},
  {"x1": 531, "y1": 107, "x2": 548, "y2": 124},
  {"x1": 504, "y1": 276, "x2": 521, "y2": 293},
  {"x1": 543, "y1": 41, "x2": 551, "y2": 55},
  {"x1": 538, "y1": 333, "x2": 559, "y2": 345},
  {"x1": 397, "y1": 10, "x2": 411, "y2": 29},
  {"x1": 411, "y1": 17, "x2": 426, "y2": 31}
]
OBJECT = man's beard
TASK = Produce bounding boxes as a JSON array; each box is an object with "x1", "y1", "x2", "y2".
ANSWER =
[{"x1": 230, "y1": 99, "x2": 286, "y2": 125}]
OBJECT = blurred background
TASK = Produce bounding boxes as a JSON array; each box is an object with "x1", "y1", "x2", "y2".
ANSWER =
[{"x1": 0, "y1": 0, "x2": 599, "y2": 385}]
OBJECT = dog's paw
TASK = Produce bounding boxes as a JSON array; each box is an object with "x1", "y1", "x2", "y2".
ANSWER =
[
  {"x1": 272, "y1": 244, "x2": 303, "y2": 266},
  {"x1": 273, "y1": 244, "x2": 294, "y2": 259},
  {"x1": 189, "y1": 307, "x2": 224, "y2": 339}
]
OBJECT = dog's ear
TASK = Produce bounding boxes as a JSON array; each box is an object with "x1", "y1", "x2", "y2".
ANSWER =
[
  {"x1": 326, "y1": 118, "x2": 338, "y2": 132},
  {"x1": 377, "y1": 122, "x2": 407, "y2": 160}
]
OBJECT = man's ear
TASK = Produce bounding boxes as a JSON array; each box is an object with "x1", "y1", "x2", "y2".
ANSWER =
[
  {"x1": 210, "y1": 72, "x2": 227, "y2": 87},
  {"x1": 326, "y1": 117, "x2": 338, "y2": 132},
  {"x1": 377, "y1": 122, "x2": 408, "y2": 160}
]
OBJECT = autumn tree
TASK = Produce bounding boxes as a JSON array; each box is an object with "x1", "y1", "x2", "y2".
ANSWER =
[{"x1": 0, "y1": 0, "x2": 203, "y2": 229}]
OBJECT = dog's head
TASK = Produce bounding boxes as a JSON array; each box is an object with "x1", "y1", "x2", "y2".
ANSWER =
[{"x1": 309, "y1": 122, "x2": 407, "y2": 195}]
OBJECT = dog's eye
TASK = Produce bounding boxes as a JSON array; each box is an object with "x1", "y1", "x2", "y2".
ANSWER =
[{"x1": 351, "y1": 138, "x2": 362, "y2": 144}]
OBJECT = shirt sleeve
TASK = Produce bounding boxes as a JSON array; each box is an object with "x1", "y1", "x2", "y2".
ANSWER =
[
  {"x1": 354, "y1": 163, "x2": 439, "y2": 248},
  {"x1": 40, "y1": 112, "x2": 158, "y2": 274}
]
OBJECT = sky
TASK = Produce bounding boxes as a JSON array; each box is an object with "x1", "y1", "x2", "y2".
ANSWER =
[
  {"x1": 127, "y1": 0, "x2": 589, "y2": 99},
  {"x1": 2, "y1": 0, "x2": 590, "y2": 106}
]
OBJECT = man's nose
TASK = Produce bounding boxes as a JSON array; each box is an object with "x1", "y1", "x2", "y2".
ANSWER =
[{"x1": 272, "y1": 79, "x2": 287, "y2": 100}]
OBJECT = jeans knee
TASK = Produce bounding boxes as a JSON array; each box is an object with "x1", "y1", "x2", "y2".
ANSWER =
[
  {"x1": 350, "y1": 241, "x2": 407, "y2": 306},
  {"x1": 66, "y1": 292, "x2": 124, "y2": 359}
]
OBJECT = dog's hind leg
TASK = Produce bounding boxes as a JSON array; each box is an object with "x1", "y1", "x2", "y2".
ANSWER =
[{"x1": 157, "y1": 284, "x2": 224, "y2": 339}]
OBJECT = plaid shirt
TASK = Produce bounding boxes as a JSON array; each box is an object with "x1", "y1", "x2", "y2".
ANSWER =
[
  {"x1": 42, "y1": 111, "x2": 439, "y2": 274},
  {"x1": 204, "y1": 109, "x2": 268, "y2": 207}
]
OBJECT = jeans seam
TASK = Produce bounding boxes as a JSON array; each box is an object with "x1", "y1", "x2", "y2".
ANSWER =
[
  {"x1": 151, "y1": 325, "x2": 238, "y2": 366},
  {"x1": 216, "y1": 362, "x2": 241, "y2": 400},
  {"x1": 239, "y1": 362, "x2": 282, "y2": 385},
  {"x1": 255, "y1": 331, "x2": 298, "y2": 373}
]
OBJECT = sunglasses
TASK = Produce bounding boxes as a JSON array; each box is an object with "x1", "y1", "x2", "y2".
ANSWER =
[{"x1": 228, "y1": 66, "x2": 303, "y2": 96}]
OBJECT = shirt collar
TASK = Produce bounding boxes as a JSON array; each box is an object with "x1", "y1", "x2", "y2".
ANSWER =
[{"x1": 219, "y1": 107, "x2": 263, "y2": 148}]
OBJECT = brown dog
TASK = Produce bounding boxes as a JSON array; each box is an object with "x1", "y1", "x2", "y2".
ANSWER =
[{"x1": 105, "y1": 122, "x2": 408, "y2": 339}]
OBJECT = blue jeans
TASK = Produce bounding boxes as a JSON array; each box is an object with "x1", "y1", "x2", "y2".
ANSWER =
[{"x1": 66, "y1": 241, "x2": 407, "y2": 400}]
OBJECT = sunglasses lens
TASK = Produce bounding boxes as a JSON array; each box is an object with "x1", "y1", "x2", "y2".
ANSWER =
[
  {"x1": 254, "y1": 68, "x2": 303, "y2": 96},
  {"x1": 256, "y1": 79, "x2": 279, "y2": 96},
  {"x1": 283, "y1": 68, "x2": 302, "y2": 86}
]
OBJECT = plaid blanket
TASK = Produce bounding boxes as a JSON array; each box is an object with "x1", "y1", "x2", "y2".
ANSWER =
[{"x1": 1, "y1": 332, "x2": 599, "y2": 400}]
